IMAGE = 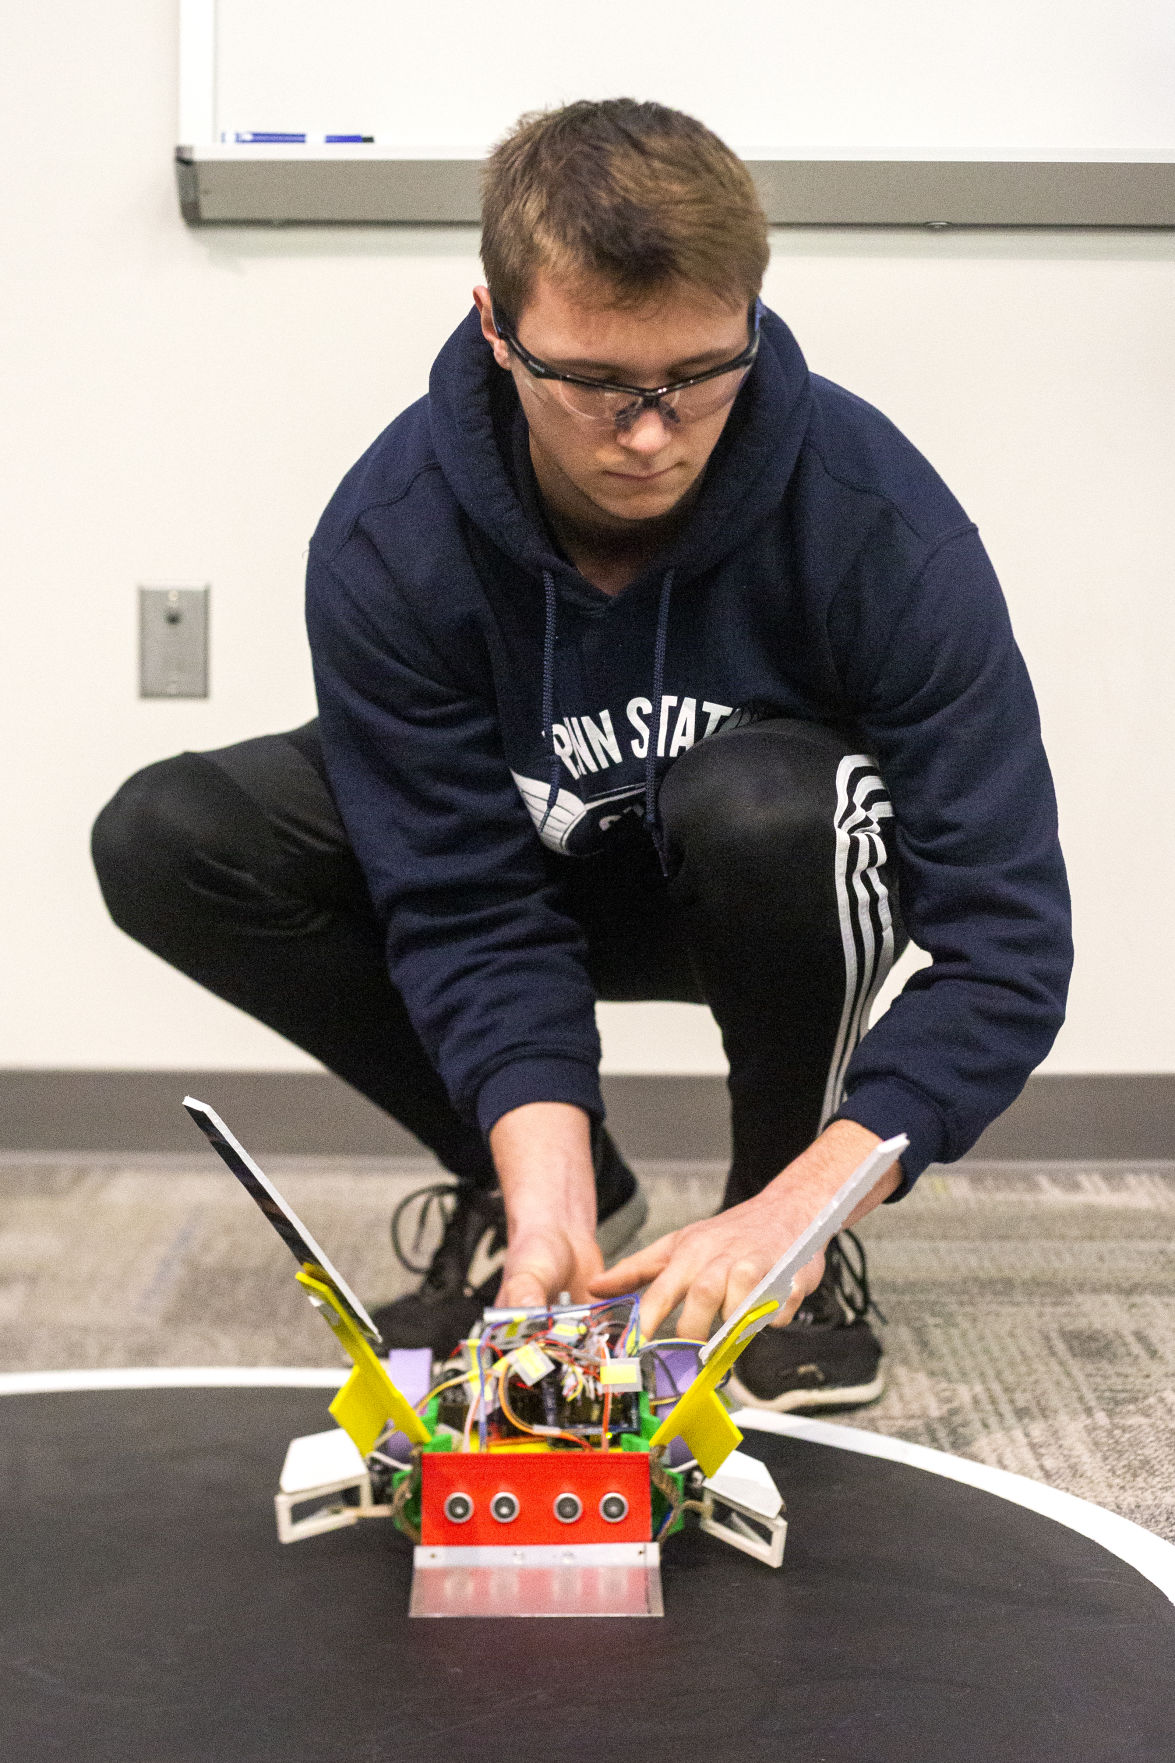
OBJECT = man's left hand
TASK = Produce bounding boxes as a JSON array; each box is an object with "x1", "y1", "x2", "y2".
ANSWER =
[{"x1": 590, "y1": 1120, "x2": 901, "y2": 1341}]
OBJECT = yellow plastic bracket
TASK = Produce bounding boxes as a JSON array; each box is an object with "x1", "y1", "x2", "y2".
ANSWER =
[
  {"x1": 296, "y1": 1268, "x2": 432, "y2": 1458},
  {"x1": 647, "y1": 1299, "x2": 780, "y2": 1478}
]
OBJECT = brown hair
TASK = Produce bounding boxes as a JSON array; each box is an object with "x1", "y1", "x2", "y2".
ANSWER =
[{"x1": 481, "y1": 99, "x2": 769, "y2": 323}]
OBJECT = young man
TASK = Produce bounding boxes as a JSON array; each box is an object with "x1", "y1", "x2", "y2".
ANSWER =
[{"x1": 93, "y1": 100, "x2": 1071, "y2": 1410}]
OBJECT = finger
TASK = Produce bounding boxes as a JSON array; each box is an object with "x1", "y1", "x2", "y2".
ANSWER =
[
  {"x1": 638, "y1": 1251, "x2": 713, "y2": 1341},
  {"x1": 773, "y1": 1250, "x2": 825, "y2": 1327},
  {"x1": 497, "y1": 1269, "x2": 553, "y2": 1309},
  {"x1": 720, "y1": 1252, "x2": 770, "y2": 1322},
  {"x1": 588, "y1": 1232, "x2": 676, "y2": 1296},
  {"x1": 676, "y1": 1260, "x2": 733, "y2": 1344},
  {"x1": 576, "y1": 1239, "x2": 607, "y2": 1283},
  {"x1": 567, "y1": 1240, "x2": 606, "y2": 1305}
]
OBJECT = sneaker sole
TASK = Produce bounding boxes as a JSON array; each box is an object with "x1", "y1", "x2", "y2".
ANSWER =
[
  {"x1": 725, "y1": 1366, "x2": 886, "y2": 1414},
  {"x1": 598, "y1": 1186, "x2": 649, "y2": 1263}
]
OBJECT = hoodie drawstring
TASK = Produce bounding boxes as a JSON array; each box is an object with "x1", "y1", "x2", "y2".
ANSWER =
[
  {"x1": 644, "y1": 569, "x2": 675, "y2": 875},
  {"x1": 538, "y1": 569, "x2": 561, "y2": 840},
  {"x1": 539, "y1": 565, "x2": 676, "y2": 872}
]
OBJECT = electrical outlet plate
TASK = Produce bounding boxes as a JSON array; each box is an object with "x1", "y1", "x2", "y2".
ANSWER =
[{"x1": 139, "y1": 584, "x2": 209, "y2": 698}]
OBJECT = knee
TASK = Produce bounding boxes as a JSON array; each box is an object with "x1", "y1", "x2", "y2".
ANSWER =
[
  {"x1": 92, "y1": 758, "x2": 177, "y2": 926},
  {"x1": 91, "y1": 752, "x2": 267, "y2": 934},
  {"x1": 659, "y1": 721, "x2": 847, "y2": 872}
]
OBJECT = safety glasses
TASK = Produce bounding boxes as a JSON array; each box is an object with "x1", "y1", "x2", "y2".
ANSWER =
[{"x1": 492, "y1": 299, "x2": 761, "y2": 429}]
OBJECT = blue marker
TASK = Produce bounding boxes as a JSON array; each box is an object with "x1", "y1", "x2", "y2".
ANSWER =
[{"x1": 225, "y1": 132, "x2": 374, "y2": 145}]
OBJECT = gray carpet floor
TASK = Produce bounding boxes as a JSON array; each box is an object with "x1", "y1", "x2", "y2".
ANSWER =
[{"x1": 2, "y1": 1154, "x2": 1173, "y2": 1541}]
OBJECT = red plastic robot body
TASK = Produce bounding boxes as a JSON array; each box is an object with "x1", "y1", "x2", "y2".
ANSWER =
[{"x1": 421, "y1": 1449, "x2": 651, "y2": 1547}]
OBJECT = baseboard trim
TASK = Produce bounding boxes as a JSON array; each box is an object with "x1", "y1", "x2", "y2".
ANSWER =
[{"x1": 1, "y1": 1070, "x2": 1173, "y2": 1162}]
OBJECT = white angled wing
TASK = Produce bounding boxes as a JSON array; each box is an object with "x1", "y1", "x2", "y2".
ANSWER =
[{"x1": 183, "y1": 1096, "x2": 382, "y2": 1344}]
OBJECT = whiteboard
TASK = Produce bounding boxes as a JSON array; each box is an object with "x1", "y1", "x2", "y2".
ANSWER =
[
  {"x1": 205, "y1": 0, "x2": 1175, "y2": 154},
  {"x1": 177, "y1": 0, "x2": 1175, "y2": 224}
]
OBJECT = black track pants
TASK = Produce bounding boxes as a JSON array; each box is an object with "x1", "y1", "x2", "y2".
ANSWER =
[{"x1": 91, "y1": 719, "x2": 904, "y2": 1207}]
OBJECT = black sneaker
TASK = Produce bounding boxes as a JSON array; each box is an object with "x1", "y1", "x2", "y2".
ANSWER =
[
  {"x1": 369, "y1": 1132, "x2": 647, "y2": 1358},
  {"x1": 725, "y1": 1231, "x2": 885, "y2": 1413}
]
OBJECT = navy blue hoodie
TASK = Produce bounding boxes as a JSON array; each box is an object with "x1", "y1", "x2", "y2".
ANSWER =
[{"x1": 306, "y1": 305, "x2": 1071, "y2": 1186}]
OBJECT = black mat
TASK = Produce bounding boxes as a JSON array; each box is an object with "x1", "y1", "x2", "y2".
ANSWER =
[{"x1": 1, "y1": 1388, "x2": 1172, "y2": 1762}]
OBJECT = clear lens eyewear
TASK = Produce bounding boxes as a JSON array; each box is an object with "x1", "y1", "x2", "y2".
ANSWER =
[{"x1": 493, "y1": 300, "x2": 761, "y2": 430}]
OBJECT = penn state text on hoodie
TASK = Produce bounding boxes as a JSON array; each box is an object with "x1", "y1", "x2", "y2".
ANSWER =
[{"x1": 306, "y1": 305, "x2": 1072, "y2": 1187}]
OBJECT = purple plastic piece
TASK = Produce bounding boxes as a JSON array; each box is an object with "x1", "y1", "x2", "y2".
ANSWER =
[
  {"x1": 379, "y1": 1347, "x2": 434, "y2": 1460},
  {"x1": 647, "y1": 1343, "x2": 705, "y2": 1467}
]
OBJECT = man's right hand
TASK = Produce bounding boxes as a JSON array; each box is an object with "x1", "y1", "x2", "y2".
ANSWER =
[
  {"x1": 489, "y1": 1101, "x2": 604, "y2": 1308},
  {"x1": 497, "y1": 1222, "x2": 606, "y2": 1309}
]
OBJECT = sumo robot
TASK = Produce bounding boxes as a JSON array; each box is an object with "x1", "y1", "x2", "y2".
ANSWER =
[{"x1": 185, "y1": 1098, "x2": 904, "y2": 1618}]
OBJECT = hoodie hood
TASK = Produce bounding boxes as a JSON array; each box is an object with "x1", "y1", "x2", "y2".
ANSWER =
[{"x1": 427, "y1": 303, "x2": 815, "y2": 599}]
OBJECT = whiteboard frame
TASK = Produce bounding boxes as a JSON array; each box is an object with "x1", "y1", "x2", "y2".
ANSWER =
[{"x1": 177, "y1": 1, "x2": 1175, "y2": 227}]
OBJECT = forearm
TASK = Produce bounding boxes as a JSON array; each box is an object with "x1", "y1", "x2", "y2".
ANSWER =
[
  {"x1": 490, "y1": 1101, "x2": 597, "y2": 1237},
  {"x1": 489, "y1": 1101, "x2": 603, "y2": 1307},
  {"x1": 756, "y1": 1120, "x2": 902, "y2": 1230}
]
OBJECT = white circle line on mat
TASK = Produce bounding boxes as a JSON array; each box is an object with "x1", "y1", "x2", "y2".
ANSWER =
[
  {"x1": 0, "y1": 1367, "x2": 347, "y2": 1393},
  {"x1": 734, "y1": 1409, "x2": 1175, "y2": 1608},
  {"x1": 0, "y1": 1372, "x2": 1169, "y2": 1608}
]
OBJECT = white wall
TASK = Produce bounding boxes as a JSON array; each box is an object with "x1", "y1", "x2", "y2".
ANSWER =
[{"x1": 2, "y1": 2, "x2": 1173, "y2": 1076}]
